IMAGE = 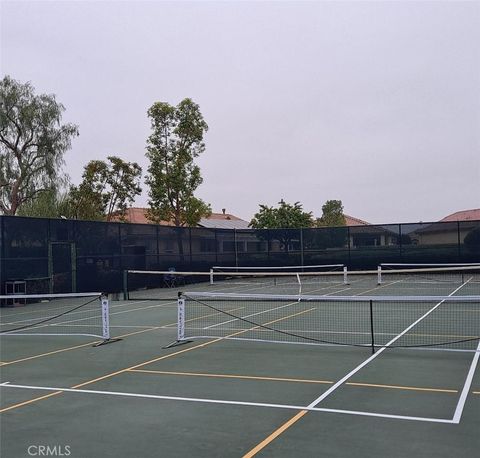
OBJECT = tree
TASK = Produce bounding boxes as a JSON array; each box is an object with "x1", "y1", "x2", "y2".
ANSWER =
[
  {"x1": 250, "y1": 200, "x2": 314, "y2": 229},
  {"x1": 250, "y1": 200, "x2": 314, "y2": 252},
  {"x1": 0, "y1": 76, "x2": 78, "y2": 215},
  {"x1": 69, "y1": 156, "x2": 142, "y2": 221},
  {"x1": 16, "y1": 187, "x2": 73, "y2": 218},
  {"x1": 145, "y1": 98, "x2": 211, "y2": 227},
  {"x1": 316, "y1": 200, "x2": 346, "y2": 227}
]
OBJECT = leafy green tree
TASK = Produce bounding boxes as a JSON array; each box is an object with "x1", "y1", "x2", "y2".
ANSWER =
[
  {"x1": 145, "y1": 98, "x2": 211, "y2": 227},
  {"x1": 16, "y1": 187, "x2": 73, "y2": 218},
  {"x1": 316, "y1": 200, "x2": 346, "y2": 227},
  {"x1": 0, "y1": 76, "x2": 78, "y2": 215},
  {"x1": 250, "y1": 200, "x2": 314, "y2": 229},
  {"x1": 250, "y1": 200, "x2": 314, "y2": 252},
  {"x1": 69, "y1": 156, "x2": 142, "y2": 221}
]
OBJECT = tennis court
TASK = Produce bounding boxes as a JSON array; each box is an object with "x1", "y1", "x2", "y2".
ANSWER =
[{"x1": 1, "y1": 266, "x2": 479, "y2": 457}]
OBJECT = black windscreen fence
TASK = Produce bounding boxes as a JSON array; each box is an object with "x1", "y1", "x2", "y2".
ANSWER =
[{"x1": 0, "y1": 216, "x2": 479, "y2": 294}]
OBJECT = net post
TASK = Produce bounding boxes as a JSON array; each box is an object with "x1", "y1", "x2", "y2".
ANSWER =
[
  {"x1": 377, "y1": 266, "x2": 382, "y2": 285},
  {"x1": 93, "y1": 295, "x2": 122, "y2": 346},
  {"x1": 177, "y1": 294, "x2": 185, "y2": 341},
  {"x1": 209, "y1": 269, "x2": 214, "y2": 285},
  {"x1": 369, "y1": 299, "x2": 375, "y2": 354},
  {"x1": 92, "y1": 294, "x2": 122, "y2": 347},
  {"x1": 163, "y1": 292, "x2": 192, "y2": 348},
  {"x1": 343, "y1": 266, "x2": 349, "y2": 285},
  {"x1": 101, "y1": 295, "x2": 110, "y2": 340}
]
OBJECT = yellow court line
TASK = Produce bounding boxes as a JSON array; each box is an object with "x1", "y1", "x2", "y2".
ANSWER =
[
  {"x1": 1, "y1": 306, "x2": 247, "y2": 366},
  {"x1": 73, "y1": 305, "x2": 316, "y2": 390},
  {"x1": 0, "y1": 301, "x2": 313, "y2": 412},
  {"x1": 241, "y1": 379, "x2": 460, "y2": 457},
  {"x1": 345, "y1": 382, "x2": 458, "y2": 393},
  {"x1": 129, "y1": 369, "x2": 459, "y2": 394},
  {"x1": 71, "y1": 339, "x2": 224, "y2": 389},
  {"x1": 0, "y1": 391, "x2": 64, "y2": 413},
  {"x1": 243, "y1": 411, "x2": 308, "y2": 458},
  {"x1": 129, "y1": 369, "x2": 333, "y2": 385},
  {"x1": 0, "y1": 338, "x2": 223, "y2": 413},
  {"x1": 2, "y1": 342, "x2": 106, "y2": 366},
  {"x1": 1, "y1": 327, "x2": 163, "y2": 366}
]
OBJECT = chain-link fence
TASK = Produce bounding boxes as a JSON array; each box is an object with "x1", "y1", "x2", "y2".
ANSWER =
[{"x1": 1, "y1": 215, "x2": 479, "y2": 294}]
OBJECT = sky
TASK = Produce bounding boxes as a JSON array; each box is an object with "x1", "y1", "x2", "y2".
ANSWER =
[{"x1": 1, "y1": 0, "x2": 479, "y2": 224}]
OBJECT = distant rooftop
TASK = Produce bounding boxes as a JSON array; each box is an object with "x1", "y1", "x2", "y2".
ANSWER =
[
  {"x1": 112, "y1": 207, "x2": 250, "y2": 228},
  {"x1": 198, "y1": 211, "x2": 250, "y2": 229},
  {"x1": 344, "y1": 214, "x2": 370, "y2": 226},
  {"x1": 112, "y1": 208, "x2": 480, "y2": 229},
  {"x1": 115, "y1": 207, "x2": 174, "y2": 226},
  {"x1": 440, "y1": 209, "x2": 480, "y2": 222}
]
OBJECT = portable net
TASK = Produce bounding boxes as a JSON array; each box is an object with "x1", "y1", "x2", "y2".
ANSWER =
[
  {"x1": 176, "y1": 292, "x2": 480, "y2": 353},
  {"x1": 0, "y1": 292, "x2": 112, "y2": 342}
]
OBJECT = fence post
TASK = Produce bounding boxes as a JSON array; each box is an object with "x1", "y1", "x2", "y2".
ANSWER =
[
  {"x1": 347, "y1": 226, "x2": 351, "y2": 267},
  {"x1": 234, "y1": 229, "x2": 238, "y2": 267},
  {"x1": 189, "y1": 227, "x2": 193, "y2": 270},
  {"x1": 457, "y1": 221, "x2": 461, "y2": 262},
  {"x1": 300, "y1": 228, "x2": 304, "y2": 268},
  {"x1": 399, "y1": 224, "x2": 403, "y2": 261}
]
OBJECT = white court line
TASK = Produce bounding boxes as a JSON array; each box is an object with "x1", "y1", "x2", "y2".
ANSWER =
[
  {"x1": 1, "y1": 299, "x2": 176, "y2": 335},
  {"x1": 452, "y1": 339, "x2": 480, "y2": 424},
  {"x1": 304, "y1": 281, "x2": 473, "y2": 413},
  {"x1": 204, "y1": 300, "x2": 302, "y2": 329},
  {"x1": 0, "y1": 382, "x2": 454, "y2": 424},
  {"x1": 201, "y1": 279, "x2": 380, "y2": 330}
]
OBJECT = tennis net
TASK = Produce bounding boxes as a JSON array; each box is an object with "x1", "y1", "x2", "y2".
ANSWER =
[
  {"x1": 125, "y1": 265, "x2": 480, "y2": 299},
  {"x1": 176, "y1": 292, "x2": 480, "y2": 353},
  {"x1": 380, "y1": 263, "x2": 480, "y2": 269},
  {"x1": 124, "y1": 268, "x2": 349, "y2": 299},
  {"x1": 376, "y1": 265, "x2": 480, "y2": 295},
  {"x1": 0, "y1": 292, "x2": 113, "y2": 343},
  {"x1": 210, "y1": 264, "x2": 345, "y2": 273}
]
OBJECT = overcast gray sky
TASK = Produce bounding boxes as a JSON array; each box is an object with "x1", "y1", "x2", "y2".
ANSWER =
[{"x1": 1, "y1": 0, "x2": 479, "y2": 224}]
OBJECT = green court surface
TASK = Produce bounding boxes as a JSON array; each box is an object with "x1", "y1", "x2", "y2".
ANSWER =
[{"x1": 1, "y1": 279, "x2": 479, "y2": 458}]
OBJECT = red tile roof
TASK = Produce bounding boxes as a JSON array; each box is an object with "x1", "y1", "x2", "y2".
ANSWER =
[
  {"x1": 440, "y1": 209, "x2": 480, "y2": 222},
  {"x1": 111, "y1": 208, "x2": 247, "y2": 226},
  {"x1": 344, "y1": 214, "x2": 370, "y2": 226},
  {"x1": 113, "y1": 208, "x2": 372, "y2": 228},
  {"x1": 111, "y1": 208, "x2": 174, "y2": 225}
]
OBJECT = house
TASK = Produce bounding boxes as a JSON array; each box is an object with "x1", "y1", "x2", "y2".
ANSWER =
[
  {"x1": 113, "y1": 207, "x2": 249, "y2": 229},
  {"x1": 440, "y1": 209, "x2": 480, "y2": 222},
  {"x1": 410, "y1": 209, "x2": 480, "y2": 246},
  {"x1": 342, "y1": 214, "x2": 400, "y2": 247},
  {"x1": 344, "y1": 214, "x2": 370, "y2": 226},
  {"x1": 115, "y1": 207, "x2": 174, "y2": 226},
  {"x1": 198, "y1": 209, "x2": 250, "y2": 230}
]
